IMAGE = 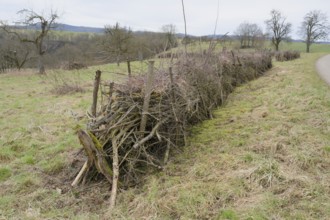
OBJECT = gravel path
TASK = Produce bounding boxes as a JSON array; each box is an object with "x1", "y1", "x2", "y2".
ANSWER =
[{"x1": 316, "y1": 54, "x2": 330, "y2": 86}]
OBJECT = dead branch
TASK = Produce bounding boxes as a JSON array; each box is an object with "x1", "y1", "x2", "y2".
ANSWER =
[
  {"x1": 133, "y1": 120, "x2": 164, "y2": 149},
  {"x1": 71, "y1": 161, "x2": 88, "y2": 187},
  {"x1": 77, "y1": 129, "x2": 112, "y2": 183}
]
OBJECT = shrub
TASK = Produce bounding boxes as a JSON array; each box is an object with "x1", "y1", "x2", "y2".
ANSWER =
[
  {"x1": 274, "y1": 51, "x2": 301, "y2": 61},
  {"x1": 47, "y1": 71, "x2": 85, "y2": 95},
  {"x1": 61, "y1": 62, "x2": 87, "y2": 70}
]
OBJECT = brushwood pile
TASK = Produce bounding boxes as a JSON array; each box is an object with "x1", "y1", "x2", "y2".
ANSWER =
[
  {"x1": 274, "y1": 50, "x2": 301, "y2": 61},
  {"x1": 74, "y1": 51, "x2": 273, "y2": 188}
]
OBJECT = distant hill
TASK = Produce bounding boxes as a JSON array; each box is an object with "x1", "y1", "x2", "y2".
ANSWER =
[
  {"x1": 11, "y1": 23, "x2": 104, "y2": 33},
  {"x1": 12, "y1": 23, "x2": 330, "y2": 44},
  {"x1": 55, "y1": 24, "x2": 104, "y2": 33}
]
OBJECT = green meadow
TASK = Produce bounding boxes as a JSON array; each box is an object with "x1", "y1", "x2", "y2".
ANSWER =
[{"x1": 0, "y1": 42, "x2": 329, "y2": 219}]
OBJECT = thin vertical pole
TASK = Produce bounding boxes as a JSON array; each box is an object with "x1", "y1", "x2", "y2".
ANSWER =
[
  {"x1": 91, "y1": 70, "x2": 101, "y2": 117},
  {"x1": 140, "y1": 61, "x2": 155, "y2": 133}
]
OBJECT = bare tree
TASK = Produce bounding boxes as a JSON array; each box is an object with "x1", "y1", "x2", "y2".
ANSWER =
[
  {"x1": 235, "y1": 22, "x2": 249, "y2": 48},
  {"x1": 265, "y1": 10, "x2": 292, "y2": 51},
  {"x1": 0, "y1": 28, "x2": 34, "y2": 71},
  {"x1": 161, "y1": 24, "x2": 178, "y2": 50},
  {"x1": 1, "y1": 9, "x2": 58, "y2": 74},
  {"x1": 3, "y1": 50, "x2": 31, "y2": 70},
  {"x1": 299, "y1": 10, "x2": 330, "y2": 53},
  {"x1": 235, "y1": 22, "x2": 263, "y2": 48},
  {"x1": 102, "y1": 23, "x2": 133, "y2": 66}
]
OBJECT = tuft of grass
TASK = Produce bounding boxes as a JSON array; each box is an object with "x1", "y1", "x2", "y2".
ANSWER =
[
  {"x1": 243, "y1": 153, "x2": 254, "y2": 163},
  {"x1": 13, "y1": 173, "x2": 41, "y2": 193},
  {"x1": 0, "y1": 167, "x2": 11, "y2": 182},
  {"x1": 40, "y1": 155, "x2": 66, "y2": 175},
  {"x1": 252, "y1": 159, "x2": 281, "y2": 188},
  {"x1": 324, "y1": 146, "x2": 330, "y2": 152},
  {"x1": 217, "y1": 209, "x2": 239, "y2": 220},
  {"x1": 21, "y1": 154, "x2": 36, "y2": 165},
  {"x1": 0, "y1": 147, "x2": 15, "y2": 162}
]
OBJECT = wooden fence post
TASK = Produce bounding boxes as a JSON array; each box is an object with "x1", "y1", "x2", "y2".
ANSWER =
[
  {"x1": 127, "y1": 59, "x2": 132, "y2": 78},
  {"x1": 140, "y1": 61, "x2": 155, "y2": 133},
  {"x1": 165, "y1": 66, "x2": 178, "y2": 164},
  {"x1": 106, "y1": 81, "x2": 114, "y2": 113},
  {"x1": 169, "y1": 66, "x2": 178, "y2": 123},
  {"x1": 91, "y1": 70, "x2": 102, "y2": 117}
]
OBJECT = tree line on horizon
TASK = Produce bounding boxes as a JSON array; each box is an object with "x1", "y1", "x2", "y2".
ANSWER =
[
  {"x1": 0, "y1": 10, "x2": 178, "y2": 73},
  {"x1": 235, "y1": 9, "x2": 329, "y2": 52},
  {"x1": 0, "y1": 8, "x2": 329, "y2": 73}
]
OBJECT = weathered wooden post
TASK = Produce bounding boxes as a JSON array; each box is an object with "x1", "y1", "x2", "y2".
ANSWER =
[
  {"x1": 127, "y1": 59, "x2": 132, "y2": 78},
  {"x1": 106, "y1": 81, "x2": 115, "y2": 113},
  {"x1": 140, "y1": 60, "x2": 155, "y2": 133},
  {"x1": 164, "y1": 66, "x2": 177, "y2": 164},
  {"x1": 91, "y1": 70, "x2": 101, "y2": 117}
]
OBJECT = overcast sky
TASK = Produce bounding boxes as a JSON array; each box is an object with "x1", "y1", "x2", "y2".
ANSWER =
[{"x1": 1, "y1": 0, "x2": 330, "y2": 38}]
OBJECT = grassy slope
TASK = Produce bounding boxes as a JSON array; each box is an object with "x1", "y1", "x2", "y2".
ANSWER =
[{"x1": 0, "y1": 47, "x2": 329, "y2": 219}]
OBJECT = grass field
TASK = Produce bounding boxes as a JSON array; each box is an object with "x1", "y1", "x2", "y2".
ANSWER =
[
  {"x1": 0, "y1": 43, "x2": 329, "y2": 219},
  {"x1": 278, "y1": 41, "x2": 330, "y2": 53},
  {"x1": 168, "y1": 39, "x2": 330, "y2": 56}
]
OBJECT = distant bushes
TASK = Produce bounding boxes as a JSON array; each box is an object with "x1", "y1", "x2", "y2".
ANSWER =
[
  {"x1": 274, "y1": 51, "x2": 301, "y2": 62},
  {"x1": 61, "y1": 61, "x2": 87, "y2": 70}
]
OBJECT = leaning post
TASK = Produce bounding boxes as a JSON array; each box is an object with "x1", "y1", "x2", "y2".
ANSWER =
[{"x1": 91, "y1": 70, "x2": 102, "y2": 117}]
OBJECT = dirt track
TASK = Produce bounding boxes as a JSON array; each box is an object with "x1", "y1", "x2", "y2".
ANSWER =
[{"x1": 316, "y1": 54, "x2": 330, "y2": 86}]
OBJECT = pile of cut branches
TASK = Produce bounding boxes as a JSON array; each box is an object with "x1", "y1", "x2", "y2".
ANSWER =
[
  {"x1": 73, "y1": 50, "x2": 272, "y2": 207},
  {"x1": 62, "y1": 61, "x2": 87, "y2": 70},
  {"x1": 274, "y1": 50, "x2": 301, "y2": 61}
]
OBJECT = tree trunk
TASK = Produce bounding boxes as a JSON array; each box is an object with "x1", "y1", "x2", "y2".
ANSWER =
[
  {"x1": 127, "y1": 59, "x2": 131, "y2": 78},
  {"x1": 306, "y1": 42, "x2": 310, "y2": 53},
  {"x1": 38, "y1": 55, "x2": 45, "y2": 74},
  {"x1": 77, "y1": 129, "x2": 113, "y2": 183},
  {"x1": 116, "y1": 57, "x2": 120, "y2": 66}
]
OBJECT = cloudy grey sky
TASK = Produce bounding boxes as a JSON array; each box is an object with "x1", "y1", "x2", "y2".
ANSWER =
[{"x1": 1, "y1": 0, "x2": 330, "y2": 38}]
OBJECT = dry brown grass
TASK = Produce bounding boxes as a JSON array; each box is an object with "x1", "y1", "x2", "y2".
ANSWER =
[
  {"x1": 46, "y1": 70, "x2": 86, "y2": 95},
  {"x1": 274, "y1": 50, "x2": 301, "y2": 61}
]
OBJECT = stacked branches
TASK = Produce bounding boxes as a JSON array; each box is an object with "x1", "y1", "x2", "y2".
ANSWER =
[
  {"x1": 73, "y1": 51, "x2": 272, "y2": 205},
  {"x1": 274, "y1": 51, "x2": 301, "y2": 62}
]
